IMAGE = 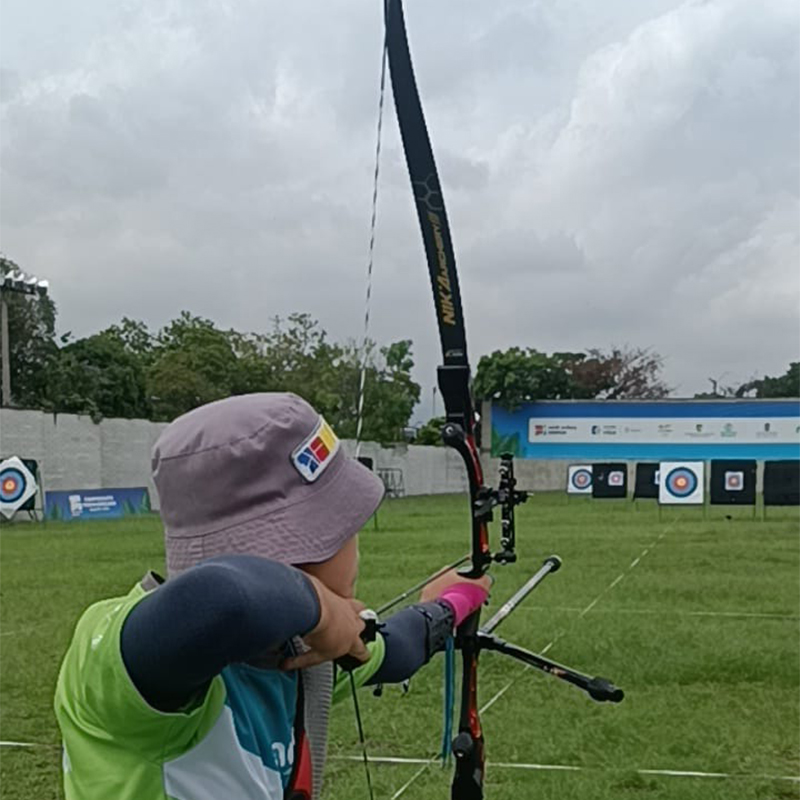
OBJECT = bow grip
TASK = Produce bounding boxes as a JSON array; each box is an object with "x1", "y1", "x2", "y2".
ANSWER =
[{"x1": 335, "y1": 609, "x2": 379, "y2": 672}]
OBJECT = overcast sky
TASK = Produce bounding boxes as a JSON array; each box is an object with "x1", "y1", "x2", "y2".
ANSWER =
[{"x1": 1, "y1": 0, "x2": 798, "y2": 415}]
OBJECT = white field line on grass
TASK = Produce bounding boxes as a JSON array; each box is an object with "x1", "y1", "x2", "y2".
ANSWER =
[
  {"x1": 0, "y1": 624, "x2": 50, "y2": 637},
  {"x1": 479, "y1": 525, "x2": 671, "y2": 716},
  {"x1": 391, "y1": 522, "x2": 676, "y2": 798},
  {"x1": 0, "y1": 741, "x2": 47, "y2": 748},
  {"x1": 334, "y1": 755, "x2": 800, "y2": 784},
  {"x1": 4, "y1": 742, "x2": 799, "y2": 786}
]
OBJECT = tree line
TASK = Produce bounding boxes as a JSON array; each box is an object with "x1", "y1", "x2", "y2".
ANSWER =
[{"x1": 1, "y1": 257, "x2": 797, "y2": 444}]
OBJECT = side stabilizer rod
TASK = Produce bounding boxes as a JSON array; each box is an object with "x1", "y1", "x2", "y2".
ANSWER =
[{"x1": 476, "y1": 633, "x2": 624, "y2": 704}]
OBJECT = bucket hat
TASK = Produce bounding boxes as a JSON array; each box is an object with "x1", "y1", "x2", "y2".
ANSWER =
[{"x1": 152, "y1": 393, "x2": 384, "y2": 575}]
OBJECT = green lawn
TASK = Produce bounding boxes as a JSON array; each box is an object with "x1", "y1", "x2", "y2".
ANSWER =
[{"x1": 1, "y1": 494, "x2": 798, "y2": 800}]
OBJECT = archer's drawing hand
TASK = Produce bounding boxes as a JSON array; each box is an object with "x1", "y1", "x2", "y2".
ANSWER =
[
  {"x1": 419, "y1": 569, "x2": 492, "y2": 604},
  {"x1": 281, "y1": 576, "x2": 370, "y2": 671}
]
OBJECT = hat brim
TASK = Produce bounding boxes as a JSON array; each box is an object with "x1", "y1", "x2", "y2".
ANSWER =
[{"x1": 166, "y1": 456, "x2": 385, "y2": 576}]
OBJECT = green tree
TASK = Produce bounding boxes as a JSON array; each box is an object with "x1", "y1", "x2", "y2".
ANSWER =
[
  {"x1": 738, "y1": 362, "x2": 800, "y2": 398},
  {"x1": 354, "y1": 339, "x2": 421, "y2": 444},
  {"x1": 0, "y1": 256, "x2": 60, "y2": 409},
  {"x1": 415, "y1": 416, "x2": 446, "y2": 445},
  {"x1": 147, "y1": 312, "x2": 239, "y2": 420},
  {"x1": 473, "y1": 348, "x2": 574, "y2": 409},
  {"x1": 474, "y1": 346, "x2": 669, "y2": 409},
  {"x1": 563, "y1": 347, "x2": 670, "y2": 400},
  {"x1": 48, "y1": 330, "x2": 152, "y2": 421}
]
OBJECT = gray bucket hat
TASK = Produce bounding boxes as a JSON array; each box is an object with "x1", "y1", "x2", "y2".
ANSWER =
[{"x1": 152, "y1": 393, "x2": 384, "y2": 576}]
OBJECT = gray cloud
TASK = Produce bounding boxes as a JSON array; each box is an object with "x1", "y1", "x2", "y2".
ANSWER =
[{"x1": 1, "y1": 0, "x2": 798, "y2": 409}]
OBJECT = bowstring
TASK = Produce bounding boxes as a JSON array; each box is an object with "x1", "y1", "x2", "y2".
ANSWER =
[
  {"x1": 349, "y1": 27, "x2": 389, "y2": 800},
  {"x1": 354, "y1": 27, "x2": 389, "y2": 459}
]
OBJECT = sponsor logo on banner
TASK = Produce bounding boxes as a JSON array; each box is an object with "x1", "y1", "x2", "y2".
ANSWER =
[
  {"x1": 720, "y1": 423, "x2": 737, "y2": 438},
  {"x1": 530, "y1": 423, "x2": 578, "y2": 440},
  {"x1": 756, "y1": 422, "x2": 778, "y2": 439}
]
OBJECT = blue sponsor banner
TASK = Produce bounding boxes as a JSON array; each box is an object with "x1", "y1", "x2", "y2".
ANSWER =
[
  {"x1": 491, "y1": 400, "x2": 800, "y2": 460},
  {"x1": 45, "y1": 487, "x2": 152, "y2": 521}
]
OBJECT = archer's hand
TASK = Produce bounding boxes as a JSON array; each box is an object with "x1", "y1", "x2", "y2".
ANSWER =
[
  {"x1": 280, "y1": 575, "x2": 370, "y2": 671},
  {"x1": 419, "y1": 569, "x2": 492, "y2": 604}
]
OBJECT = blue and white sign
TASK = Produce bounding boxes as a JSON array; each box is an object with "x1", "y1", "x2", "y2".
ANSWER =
[
  {"x1": 45, "y1": 487, "x2": 151, "y2": 521},
  {"x1": 491, "y1": 400, "x2": 800, "y2": 460}
]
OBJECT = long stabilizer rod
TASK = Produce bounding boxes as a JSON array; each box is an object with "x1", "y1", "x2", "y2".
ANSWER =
[{"x1": 480, "y1": 556, "x2": 561, "y2": 635}]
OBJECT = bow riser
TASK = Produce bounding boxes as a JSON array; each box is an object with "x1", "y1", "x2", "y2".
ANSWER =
[{"x1": 384, "y1": 2, "x2": 527, "y2": 796}]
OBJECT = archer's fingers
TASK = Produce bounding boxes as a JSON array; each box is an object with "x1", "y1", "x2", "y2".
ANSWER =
[
  {"x1": 348, "y1": 639, "x2": 370, "y2": 664},
  {"x1": 348, "y1": 599, "x2": 367, "y2": 614}
]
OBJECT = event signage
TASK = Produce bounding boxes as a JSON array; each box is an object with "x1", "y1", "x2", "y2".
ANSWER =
[
  {"x1": 491, "y1": 400, "x2": 800, "y2": 460},
  {"x1": 45, "y1": 488, "x2": 151, "y2": 521}
]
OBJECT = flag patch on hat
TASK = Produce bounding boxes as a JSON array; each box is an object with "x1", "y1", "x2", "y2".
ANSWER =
[{"x1": 292, "y1": 417, "x2": 340, "y2": 482}]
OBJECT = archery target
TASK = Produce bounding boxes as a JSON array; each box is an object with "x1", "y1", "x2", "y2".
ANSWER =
[
  {"x1": 724, "y1": 471, "x2": 744, "y2": 492},
  {"x1": 567, "y1": 465, "x2": 593, "y2": 494},
  {"x1": 659, "y1": 461, "x2": 705, "y2": 505},
  {"x1": 0, "y1": 457, "x2": 38, "y2": 520},
  {"x1": 608, "y1": 470, "x2": 625, "y2": 487}
]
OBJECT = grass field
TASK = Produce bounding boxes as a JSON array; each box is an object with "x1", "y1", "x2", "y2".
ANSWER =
[{"x1": 1, "y1": 493, "x2": 798, "y2": 800}]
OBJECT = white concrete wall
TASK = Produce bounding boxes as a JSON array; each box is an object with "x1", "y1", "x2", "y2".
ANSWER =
[
  {"x1": 0, "y1": 409, "x2": 167, "y2": 510},
  {"x1": 2, "y1": 407, "x2": 765, "y2": 514},
  {"x1": 0, "y1": 409, "x2": 473, "y2": 512}
]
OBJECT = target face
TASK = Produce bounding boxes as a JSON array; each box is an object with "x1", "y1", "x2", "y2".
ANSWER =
[
  {"x1": 1, "y1": 469, "x2": 26, "y2": 502},
  {"x1": 666, "y1": 468, "x2": 697, "y2": 497},
  {"x1": 724, "y1": 471, "x2": 744, "y2": 492},
  {"x1": 608, "y1": 470, "x2": 625, "y2": 487},
  {"x1": 0, "y1": 457, "x2": 37, "y2": 520},
  {"x1": 659, "y1": 461, "x2": 704, "y2": 505},
  {"x1": 567, "y1": 465, "x2": 593, "y2": 494}
]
